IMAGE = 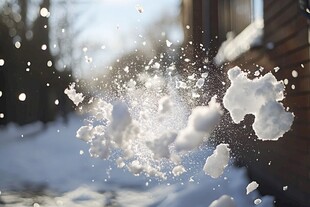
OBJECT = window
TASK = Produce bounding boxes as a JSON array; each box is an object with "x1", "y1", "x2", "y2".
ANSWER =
[
  {"x1": 215, "y1": 0, "x2": 264, "y2": 65},
  {"x1": 218, "y1": 0, "x2": 263, "y2": 41}
]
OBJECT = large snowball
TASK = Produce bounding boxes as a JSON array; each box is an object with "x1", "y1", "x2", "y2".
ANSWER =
[{"x1": 223, "y1": 66, "x2": 294, "y2": 140}]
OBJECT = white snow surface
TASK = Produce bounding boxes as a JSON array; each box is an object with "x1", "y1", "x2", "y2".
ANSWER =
[
  {"x1": 209, "y1": 195, "x2": 236, "y2": 207},
  {"x1": 223, "y1": 66, "x2": 294, "y2": 140},
  {"x1": 203, "y1": 144, "x2": 230, "y2": 178},
  {"x1": 0, "y1": 115, "x2": 275, "y2": 207}
]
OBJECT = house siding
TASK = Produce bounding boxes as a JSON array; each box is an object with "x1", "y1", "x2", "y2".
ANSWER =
[{"x1": 181, "y1": 0, "x2": 310, "y2": 206}]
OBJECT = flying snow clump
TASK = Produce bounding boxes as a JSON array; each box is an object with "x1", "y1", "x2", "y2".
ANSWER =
[
  {"x1": 76, "y1": 125, "x2": 94, "y2": 142},
  {"x1": 195, "y1": 78, "x2": 205, "y2": 88},
  {"x1": 246, "y1": 181, "x2": 259, "y2": 195},
  {"x1": 203, "y1": 144, "x2": 230, "y2": 178},
  {"x1": 223, "y1": 66, "x2": 294, "y2": 140},
  {"x1": 166, "y1": 40, "x2": 172, "y2": 47},
  {"x1": 172, "y1": 165, "x2": 187, "y2": 177},
  {"x1": 175, "y1": 96, "x2": 223, "y2": 151},
  {"x1": 66, "y1": 62, "x2": 294, "y2": 180},
  {"x1": 64, "y1": 82, "x2": 84, "y2": 106}
]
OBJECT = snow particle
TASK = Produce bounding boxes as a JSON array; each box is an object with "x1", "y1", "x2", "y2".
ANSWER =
[
  {"x1": 283, "y1": 79, "x2": 289, "y2": 85},
  {"x1": 201, "y1": 72, "x2": 208, "y2": 78},
  {"x1": 0, "y1": 91, "x2": 2, "y2": 97},
  {"x1": 301, "y1": 64, "x2": 304, "y2": 68},
  {"x1": 291, "y1": 70, "x2": 298, "y2": 78},
  {"x1": 172, "y1": 165, "x2": 186, "y2": 176},
  {"x1": 54, "y1": 99, "x2": 59, "y2": 105},
  {"x1": 0, "y1": 113, "x2": 4, "y2": 119},
  {"x1": 188, "y1": 73, "x2": 196, "y2": 80},
  {"x1": 0, "y1": 59, "x2": 4, "y2": 66},
  {"x1": 166, "y1": 40, "x2": 172, "y2": 47},
  {"x1": 41, "y1": 44, "x2": 47, "y2": 51},
  {"x1": 291, "y1": 84, "x2": 295, "y2": 90},
  {"x1": 273, "y1": 66, "x2": 280, "y2": 72},
  {"x1": 15, "y1": 41, "x2": 21, "y2": 49},
  {"x1": 283, "y1": 186, "x2": 288, "y2": 191},
  {"x1": 33, "y1": 203, "x2": 40, "y2": 207},
  {"x1": 195, "y1": 78, "x2": 205, "y2": 88},
  {"x1": 246, "y1": 181, "x2": 259, "y2": 194},
  {"x1": 18, "y1": 93, "x2": 26, "y2": 101},
  {"x1": 116, "y1": 157, "x2": 125, "y2": 168},
  {"x1": 186, "y1": 25, "x2": 190, "y2": 29},
  {"x1": 40, "y1": 7, "x2": 50, "y2": 17},
  {"x1": 136, "y1": 4, "x2": 144, "y2": 13},
  {"x1": 123, "y1": 66, "x2": 129, "y2": 73},
  {"x1": 64, "y1": 83, "x2": 84, "y2": 106},
  {"x1": 79, "y1": 150, "x2": 84, "y2": 155},
  {"x1": 47, "y1": 60, "x2": 52, "y2": 67},
  {"x1": 254, "y1": 198, "x2": 262, "y2": 205},
  {"x1": 254, "y1": 70, "x2": 260, "y2": 76},
  {"x1": 152, "y1": 62, "x2": 160, "y2": 69},
  {"x1": 84, "y1": 56, "x2": 92, "y2": 63}
]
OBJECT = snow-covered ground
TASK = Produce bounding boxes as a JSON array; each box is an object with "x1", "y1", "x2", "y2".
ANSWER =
[{"x1": 0, "y1": 113, "x2": 274, "y2": 207}]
